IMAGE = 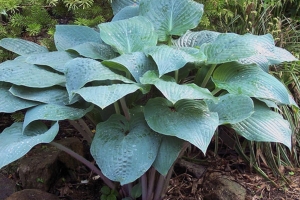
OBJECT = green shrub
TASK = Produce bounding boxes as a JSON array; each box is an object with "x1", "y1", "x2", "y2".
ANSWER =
[{"x1": 0, "y1": 0, "x2": 298, "y2": 198}]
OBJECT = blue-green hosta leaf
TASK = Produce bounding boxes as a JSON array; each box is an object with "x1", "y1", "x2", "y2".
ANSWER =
[
  {"x1": 202, "y1": 33, "x2": 275, "y2": 64},
  {"x1": 173, "y1": 30, "x2": 220, "y2": 47},
  {"x1": 54, "y1": 25, "x2": 101, "y2": 51},
  {"x1": 90, "y1": 113, "x2": 161, "y2": 185},
  {"x1": 231, "y1": 101, "x2": 291, "y2": 149},
  {"x1": 212, "y1": 63, "x2": 291, "y2": 105},
  {"x1": 0, "y1": 60, "x2": 65, "y2": 88},
  {"x1": 238, "y1": 55, "x2": 270, "y2": 72},
  {"x1": 145, "y1": 45, "x2": 205, "y2": 76},
  {"x1": 75, "y1": 84, "x2": 140, "y2": 109},
  {"x1": 9, "y1": 85, "x2": 70, "y2": 105},
  {"x1": 112, "y1": 5, "x2": 139, "y2": 21},
  {"x1": 69, "y1": 42, "x2": 118, "y2": 60},
  {"x1": 140, "y1": 71, "x2": 216, "y2": 104},
  {"x1": 0, "y1": 38, "x2": 48, "y2": 56},
  {"x1": 0, "y1": 122, "x2": 59, "y2": 169},
  {"x1": 140, "y1": 0, "x2": 203, "y2": 42},
  {"x1": 153, "y1": 136, "x2": 184, "y2": 175},
  {"x1": 205, "y1": 94, "x2": 254, "y2": 125},
  {"x1": 0, "y1": 84, "x2": 38, "y2": 113},
  {"x1": 99, "y1": 16, "x2": 157, "y2": 54},
  {"x1": 65, "y1": 58, "x2": 133, "y2": 99},
  {"x1": 23, "y1": 104, "x2": 93, "y2": 132},
  {"x1": 111, "y1": 0, "x2": 139, "y2": 15},
  {"x1": 25, "y1": 51, "x2": 77, "y2": 73},
  {"x1": 144, "y1": 98, "x2": 219, "y2": 153},
  {"x1": 267, "y1": 47, "x2": 298, "y2": 64},
  {"x1": 102, "y1": 52, "x2": 157, "y2": 82}
]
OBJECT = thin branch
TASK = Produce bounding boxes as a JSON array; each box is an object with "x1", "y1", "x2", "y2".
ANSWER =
[{"x1": 50, "y1": 141, "x2": 115, "y2": 190}]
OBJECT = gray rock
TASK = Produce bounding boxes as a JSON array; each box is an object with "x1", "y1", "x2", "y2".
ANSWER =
[
  {"x1": 18, "y1": 137, "x2": 84, "y2": 191},
  {"x1": 203, "y1": 172, "x2": 246, "y2": 200},
  {"x1": 0, "y1": 174, "x2": 16, "y2": 200},
  {"x1": 5, "y1": 189, "x2": 59, "y2": 200}
]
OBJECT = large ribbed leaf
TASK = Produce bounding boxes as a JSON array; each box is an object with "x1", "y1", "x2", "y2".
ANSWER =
[
  {"x1": 0, "y1": 38, "x2": 48, "y2": 55},
  {"x1": 9, "y1": 85, "x2": 70, "y2": 105},
  {"x1": 153, "y1": 136, "x2": 184, "y2": 175},
  {"x1": 145, "y1": 45, "x2": 206, "y2": 76},
  {"x1": 205, "y1": 94, "x2": 254, "y2": 125},
  {"x1": 112, "y1": 5, "x2": 139, "y2": 21},
  {"x1": 140, "y1": 71, "x2": 216, "y2": 104},
  {"x1": 202, "y1": 33, "x2": 275, "y2": 64},
  {"x1": 144, "y1": 98, "x2": 219, "y2": 153},
  {"x1": 65, "y1": 58, "x2": 133, "y2": 99},
  {"x1": 0, "y1": 60, "x2": 65, "y2": 88},
  {"x1": 75, "y1": 84, "x2": 140, "y2": 109},
  {"x1": 69, "y1": 42, "x2": 118, "y2": 60},
  {"x1": 90, "y1": 114, "x2": 161, "y2": 185},
  {"x1": 0, "y1": 84, "x2": 38, "y2": 113},
  {"x1": 23, "y1": 104, "x2": 93, "y2": 132},
  {"x1": 231, "y1": 101, "x2": 291, "y2": 149},
  {"x1": 25, "y1": 51, "x2": 76, "y2": 73},
  {"x1": 212, "y1": 63, "x2": 291, "y2": 105},
  {"x1": 102, "y1": 52, "x2": 157, "y2": 82},
  {"x1": 99, "y1": 16, "x2": 157, "y2": 54},
  {"x1": 111, "y1": 0, "x2": 139, "y2": 15},
  {"x1": 0, "y1": 122, "x2": 59, "y2": 169},
  {"x1": 267, "y1": 47, "x2": 298, "y2": 64},
  {"x1": 140, "y1": 0, "x2": 204, "y2": 41},
  {"x1": 238, "y1": 55, "x2": 270, "y2": 72},
  {"x1": 173, "y1": 30, "x2": 220, "y2": 47},
  {"x1": 54, "y1": 25, "x2": 101, "y2": 51}
]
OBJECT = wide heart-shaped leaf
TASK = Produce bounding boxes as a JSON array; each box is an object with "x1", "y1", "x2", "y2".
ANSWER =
[
  {"x1": 90, "y1": 113, "x2": 161, "y2": 185},
  {"x1": 54, "y1": 25, "x2": 102, "y2": 51},
  {"x1": 103, "y1": 52, "x2": 157, "y2": 82},
  {"x1": 9, "y1": 85, "x2": 70, "y2": 105},
  {"x1": 0, "y1": 60, "x2": 65, "y2": 88},
  {"x1": 0, "y1": 84, "x2": 38, "y2": 113},
  {"x1": 112, "y1": 5, "x2": 139, "y2": 21},
  {"x1": 212, "y1": 62, "x2": 291, "y2": 105},
  {"x1": 75, "y1": 84, "x2": 140, "y2": 109},
  {"x1": 0, "y1": 122, "x2": 59, "y2": 169},
  {"x1": 153, "y1": 136, "x2": 184, "y2": 175},
  {"x1": 65, "y1": 58, "x2": 133, "y2": 99},
  {"x1": 111, "y1": 0, "x2": 139, "y2": 15},
  {"x1": 0, "y1": 38, "x2": 48, "y2": 56},
  {"x1": 144, "y1": 98, "x2": 219, "y2": 153},
  {"x1": 69, "y1": 42, "x2": 118, "y2": 60},
  {"x1": 231, "y1": 101, "x2": 291, "y2": 149},
  {"x1": 205, "y1": 94, "x2": 254, "y2": 125},
  {"x1": 99, "y1": 16, "x2": 157, "y2": 54},
  {"x1": 140, "y1": 0, "x2": 204, "y2": 41},
  {"x1": 173, "y1": 30, "x2": 220, "y2": 47},
  {"x1": 202, "y1": 33, "x2": 275, "y2": 64},
  {"x1": 23, "y1": 104, "x2": 93, "y2": 132},
  {"x1": 140, "y1": 71, "x2": 216, "y2": 104},
  {"x1": 25, "y1": 51, "x2": 77, "y2": 73},
  {"x1": 145, "y1": 45, "x2": 206, "y2": 76}
]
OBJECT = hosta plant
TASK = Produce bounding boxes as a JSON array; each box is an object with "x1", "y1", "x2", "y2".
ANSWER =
[{"x1": 0, "y1": 0, "x2": 298, "y2": 199}]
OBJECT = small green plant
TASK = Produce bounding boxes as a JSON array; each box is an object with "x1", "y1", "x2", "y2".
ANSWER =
[
  {"x1": 0, "y1": 0, "x2": 298, "y2": 199},
  {"x1": 100, "y1": 186, "x2": 118, "y2": 200},
  {"x1": 36, "y1": 177, "x2": 44, "y2": 183}
]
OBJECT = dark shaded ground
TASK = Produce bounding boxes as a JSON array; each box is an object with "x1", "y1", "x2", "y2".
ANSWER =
[{"x1": 1, "y1": 113, "x2": 300, "y2": 200}]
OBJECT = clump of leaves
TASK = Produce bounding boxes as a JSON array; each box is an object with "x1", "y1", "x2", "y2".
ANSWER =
[{"x1": 0, "y1": 0, "x2": 298, "y2": 199}]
